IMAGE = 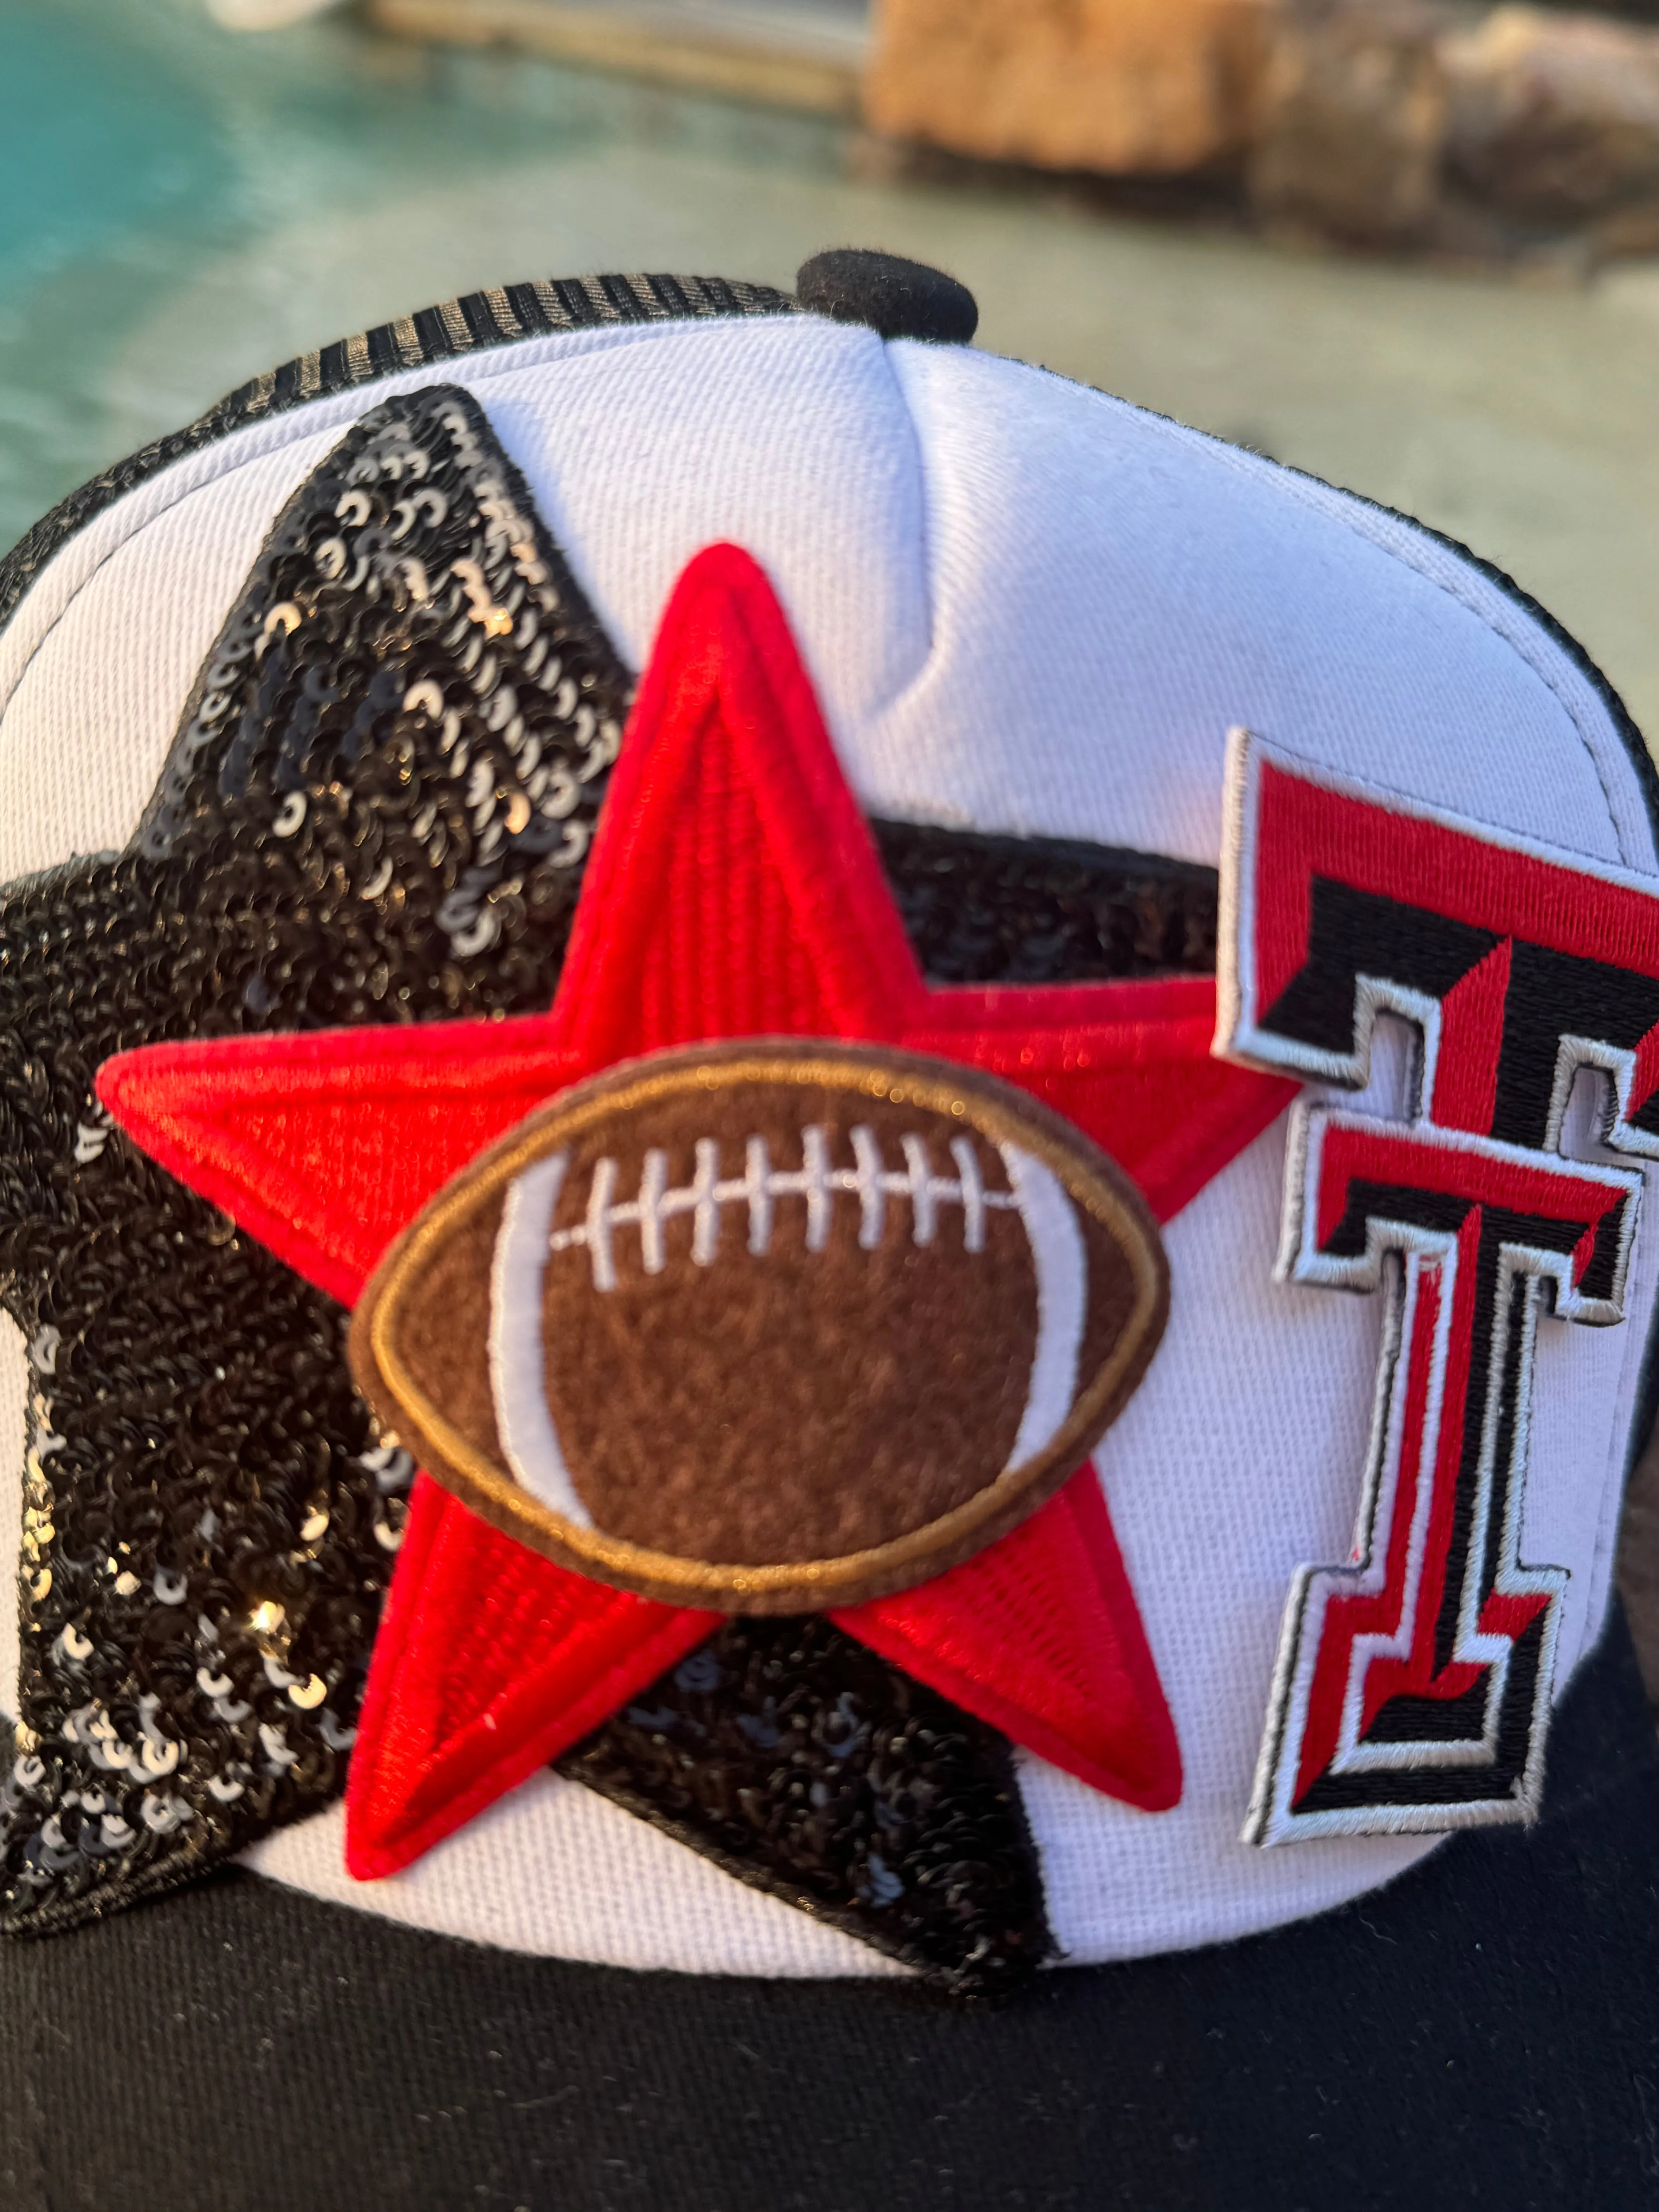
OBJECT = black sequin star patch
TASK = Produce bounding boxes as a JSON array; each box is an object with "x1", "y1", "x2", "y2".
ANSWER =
[
  {"x1": 0, "y1": 381, "x2": 632, "y2": 1933},
  {"x1": 0, "y1": 309, "x2": 1219, "y2": 1971},
  {"x1": 559, "y1": 1615, "x2": 1053, "y2": 1999}
]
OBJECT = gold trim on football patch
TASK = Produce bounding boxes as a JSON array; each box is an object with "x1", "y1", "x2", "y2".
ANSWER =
[{"x1": 350, "y1": 1039, "x2": 1169, "y2": 1613}]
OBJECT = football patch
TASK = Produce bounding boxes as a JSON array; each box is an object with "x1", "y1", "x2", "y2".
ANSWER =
[{"x1": 350, "y1": 1039, "x2": 1168, "y2": 1612}]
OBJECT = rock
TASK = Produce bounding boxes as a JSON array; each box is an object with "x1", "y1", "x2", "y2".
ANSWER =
[
  {"x1": 1443, "y1": 6, "x2": 1659, "y2": 222},
  {"x1": 862, "y1": 0, "x2": 1659, "y2": 251},
  {"x1": 862, "y1": 0, "x2": 1279, "y2": 177},
  {"x1": 1247, "y1": 0, "x2": 1448, "y2": 244}
]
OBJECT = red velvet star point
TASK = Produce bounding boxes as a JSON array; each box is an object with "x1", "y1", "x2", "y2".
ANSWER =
[{"x1": 101, "y1": 543, "x2": 1292, "y2": 1877}]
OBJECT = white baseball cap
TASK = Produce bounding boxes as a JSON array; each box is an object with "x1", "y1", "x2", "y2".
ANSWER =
[{"x1": 2, "y1": 251, "x2": 1657, "y2": 2208}]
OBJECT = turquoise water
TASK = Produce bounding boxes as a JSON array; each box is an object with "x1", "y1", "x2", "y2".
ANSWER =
[
  {"x1": 0, "y1": 0, "x2": 845, "y2": 540},
  {"x1": 3, "y1": 0, "x2": 1657, "y2": 733}
]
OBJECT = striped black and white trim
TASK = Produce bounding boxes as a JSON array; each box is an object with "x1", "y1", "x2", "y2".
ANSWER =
[{"x1": 0, "y1": 272, "x2": 795, "y2": 632}]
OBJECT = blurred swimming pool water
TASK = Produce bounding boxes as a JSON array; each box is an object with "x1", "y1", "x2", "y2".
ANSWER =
[{"x1": 2, "y1": 0, "x2": 1657, "y2": 733}]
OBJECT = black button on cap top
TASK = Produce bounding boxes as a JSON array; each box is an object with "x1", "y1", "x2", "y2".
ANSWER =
[{"x1": 795, "y1": 249, "x2": 978, "y2": 345}]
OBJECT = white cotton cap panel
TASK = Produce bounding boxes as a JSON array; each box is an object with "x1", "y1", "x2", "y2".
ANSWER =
[
  {"x1": 2, "y1": 304, "x2": 1655, "y2": 1976},
  {"x1": 474, "y1": 314, "x2": 931, "y2": 730},
  {"x1": 1, "y1": 313, "x2": 1649, "y2": 882},
  {"x1": 0, "y1": 314, "x2": 931, "y2": 882},
  {"x1": 243, "y1": 1771, "x2": 904, "y2": 1979},
  {"x1": 867, "y1": 342, "x2": 1651, "y2": 873},
  {"x1": 0, "y1": 431, "x2": 347, "y2": 884}
]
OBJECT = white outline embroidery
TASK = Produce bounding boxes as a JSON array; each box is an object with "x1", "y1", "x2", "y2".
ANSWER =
[
  {"x1": 1218, "y1": 726, "x2": 1659, "y2": 1159},
  {"x1": 488, "y1": 1148, "x2": 595, "y2": 1529},
  {"x1": 1219, "y1": 729, "x2": 1656, "y2": 1846},
  {"x1": 1243, "y1": 1105, "x2": 1638, "y2": 1844}
]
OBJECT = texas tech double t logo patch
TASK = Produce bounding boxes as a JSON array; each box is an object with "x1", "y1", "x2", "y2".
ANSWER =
[{"x1": 1218, "y1": 732, "x2": 1659, "y2": 1843}]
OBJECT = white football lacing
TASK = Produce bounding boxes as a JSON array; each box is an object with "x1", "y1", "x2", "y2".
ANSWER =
[{"x1": 547, "y1": 1126, "x2": 1017, "y2": 1293}]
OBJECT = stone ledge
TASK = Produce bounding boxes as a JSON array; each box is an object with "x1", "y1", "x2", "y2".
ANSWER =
[{"x1": 366, "y1": 0, "x2": 866, "y2": 114}]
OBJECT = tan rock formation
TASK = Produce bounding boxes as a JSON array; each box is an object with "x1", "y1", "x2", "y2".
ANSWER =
[
  {"x1": 1248, "y1": 0, "x2": 1448, "y2": 244},
  {"x1": 863, "y1": 0, "x2": 1280, "y2": 177},
  {"x1": 1443, "y1": 6, "x2": 1659, "y2": 221}
]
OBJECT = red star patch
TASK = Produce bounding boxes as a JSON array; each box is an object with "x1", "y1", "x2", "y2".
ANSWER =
[{"x1": 101, "y1": 543, "x2": 1292, "y2": 1878}]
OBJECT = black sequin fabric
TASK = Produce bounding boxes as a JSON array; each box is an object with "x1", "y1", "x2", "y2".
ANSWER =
[
  {"x1": 872, "y1": 818, "x2": 1217, "y2": 984},
  {"x1": 0, "y1": 384, "x2": 634, "y2": 1933},
  {"x1": 558, "y1": 1616, "x2": 1052, "y2": 1999},
  {"x1": 0, "y1": 308, "x2": 1220, "y2": 1970}
]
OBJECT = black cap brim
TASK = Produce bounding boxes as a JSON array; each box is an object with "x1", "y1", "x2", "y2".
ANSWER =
[{"x1": 4, "y1": 1604, "x2": 1658, "y2": 2210}]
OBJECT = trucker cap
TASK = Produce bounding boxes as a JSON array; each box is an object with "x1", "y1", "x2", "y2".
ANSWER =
[{"x1": 2, "y1": 252, "x2": 1658, "y2": 2209}]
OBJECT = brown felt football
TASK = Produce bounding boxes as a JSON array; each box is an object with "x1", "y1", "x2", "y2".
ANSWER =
[{"x1": 350, "y1": 1039, "x2": 1169, "y2": 1611}]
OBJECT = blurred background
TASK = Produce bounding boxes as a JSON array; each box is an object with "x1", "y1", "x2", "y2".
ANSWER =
[
  {"x1": 3, "y1": 0, "x2": 1659, "y2": 732},
  {"x1": 5, "y1": 0, "x2": 1659, "y2": 1666}
]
